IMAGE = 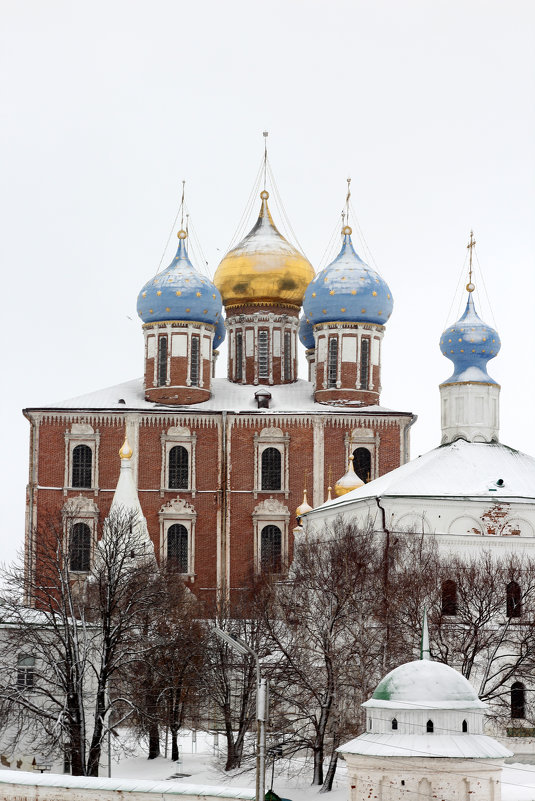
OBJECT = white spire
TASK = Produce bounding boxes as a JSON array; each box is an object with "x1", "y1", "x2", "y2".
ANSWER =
[{"x1": 420, "y1": 607, "x2": 430, "y2": 660}]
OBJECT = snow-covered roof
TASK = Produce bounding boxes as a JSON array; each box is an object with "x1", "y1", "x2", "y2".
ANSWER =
[
  {"x1": 338, "y1": 733, "x2": 512, "y2": 759},
  {"x1": 315, "y1": 439, "x2": 535, "y2": 511},
  {"x1": 0, "y1": 770, "x2": 255, "y2": 798},
  {"x1": 26, "y1": 377, "x2": 409, "y2": 417}
]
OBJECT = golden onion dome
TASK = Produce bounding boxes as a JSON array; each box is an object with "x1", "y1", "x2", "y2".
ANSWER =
[
  {"x1": 213, "y1": 191, "x2": 315, "y2": 310},
  {"x1": 334, "y1": 455, "x2": 365, "y2": 496},
  {"x1": 296, "y1": 489, "x2": 313, "y2": 519},
  {"x1": 119, "y1": 435, "x2": 133, "y2": 461}
]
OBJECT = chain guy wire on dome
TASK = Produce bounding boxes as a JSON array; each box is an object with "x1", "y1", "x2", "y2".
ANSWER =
[{"x1": 442, "y1": 232, "x2": 497, "y2": 332}]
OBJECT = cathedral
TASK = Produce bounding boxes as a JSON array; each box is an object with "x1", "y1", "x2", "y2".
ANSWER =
[{"x1": 23, "y1": 185, "x2": 413, "y2": 603}]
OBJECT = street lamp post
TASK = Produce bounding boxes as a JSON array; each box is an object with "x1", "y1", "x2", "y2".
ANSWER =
[{"x1": 213, "y1": 628, "x2": 267, "y2": 801}]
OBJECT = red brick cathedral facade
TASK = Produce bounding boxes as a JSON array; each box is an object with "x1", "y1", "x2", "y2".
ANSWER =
[{"x1": 23, "y1": 191, "x2": 414, "y2": 603}]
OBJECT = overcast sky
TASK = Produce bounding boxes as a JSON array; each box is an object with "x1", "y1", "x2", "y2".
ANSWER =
[{"x1": 1, "y1": 0, "x2": 534, "y2": 567}]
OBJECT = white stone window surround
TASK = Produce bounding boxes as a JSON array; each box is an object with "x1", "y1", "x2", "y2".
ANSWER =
[
  {"x1": 160, "y1": 426, "x2": 197, "y2": 497},
  {"x1": 159, "y1": 497, "x2": 197, "y2": 578},
  {"x1": 252, "y1": 498, "x2": 290, "y2": 575},
  {"x1": 63, "y1": 423, "x2": 100, "y2": 496},
  {"x1": 345, "y1": 428, "x2": 380, "y2": 482},
  {"x1": 62, "y1": 496, "x2": 99, "y2": 573},
  {"x1": 253, "y1": 427, "x2": 290, "y2": 499}
]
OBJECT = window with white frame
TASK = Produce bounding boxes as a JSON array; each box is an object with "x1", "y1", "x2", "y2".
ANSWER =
[
  {"x1": 17, "y1": 655, "x2": 35, "y2": 691},
  {"x1": 252, "y1": 498, "x2": 290, "y2": 575},
  {"x1": 69, "y1": 522, "x2": 91, "y2": 572},
  {"x1": 254, "y1": 428, "x2": 289, "y2": 498},
  {"x1": 64, "y1": 423, "x2": 100, "y2": 492},
  {"x1": 161, "y1": 426, "x2": 196, "y2": 494},
  {"x1": 159, "y1": 498, "x2": 196, "y2": 576},
  {"x1": 345, "y1": 429, "x2": 379, "y2": 483},
  {"x1": 62, "y1": 496, "x2": 98, "y2": 572}
]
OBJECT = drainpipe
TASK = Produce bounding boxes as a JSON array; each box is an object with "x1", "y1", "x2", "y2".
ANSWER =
[
  {"x1": 376, "y1": 495, "x2": 391, "y2": 672},
  {"x1": 403, "y1": 414, "x2": 418, "y2": 464}
]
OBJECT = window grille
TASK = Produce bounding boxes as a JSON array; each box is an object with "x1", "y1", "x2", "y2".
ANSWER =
[
  {"x1": 258, "y1": 331, "x2": 269, "y2": 379},
  {"x1": 158, "y1": 336, "x2": 168, "y2": 386},
  {"x1": 360, "y1": 338, "x2": 370, "y2": 390},
  {"x1": 72, "y1": 444, "x2": 92, "y2": 488},
  {"x1": 353, "y1": 447, "x2": 372, "y2": 482},
  {"x1": 327, "y1": 338, "x2": 338, "y2": 388},
  {"x1": 69, "y1": 522, "x2": 91, "y2": 572},
  {"x1": 190, "y1": 335, "x2": 200, "y2": 386},
  {"x1": 261, "y1": 525, "x2": 282, "y2": 573},
  {"x1": 235, "y1": 331, "x2": 243, "y2": 381},
  {"x1": 283, "y1": 332, "x2": 291, "y2": 381},
  {"x1": 506, "y1": 580, "x2": 522, "y2": 618},
  {"x1": 168, "y1": 446, "x2": 188, "y2": 489},
  {"x1": 17, "y1": 656, "x2": 35, "y2": 691},
  {"x1": 261, "y1": 448, "x2": 281, "y2": 491},
  {"x1": 511, "y1": 682, "x2": 526, "y2": 719},
  {"x1": 167, "y1": 524, "x2": 188, "y2": 573},
  {"x1": 441, "y1": 580, "x2": 458, "y2": 616}
]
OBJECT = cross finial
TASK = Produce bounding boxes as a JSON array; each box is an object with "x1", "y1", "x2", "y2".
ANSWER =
[
  {"x1": 466, "y1": 230, "x2": 476, "y2": 292},
  {"x1": 263, "y1": 132, "x2": 269, "y2": 189},
  {"x1": 345, "y1": 177, "x2": 351, "y2": 225}
]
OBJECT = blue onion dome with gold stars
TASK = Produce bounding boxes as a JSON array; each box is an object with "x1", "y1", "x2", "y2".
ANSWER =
[
  {"x1": 440, "y1": 289, "x2": 501, "y2": 385},
  {"x1": 137, "y1": 230, "x2": 222, "y2": 326},
  {"x1": 299, "y1": 314, "x2": 315, "y2": 350},
  {"x1": 302, "y1": 226, "x2": 393, "y2": 326},
  {"x1": 213, "y1": 316, "x2": 226, "y2": 349}
]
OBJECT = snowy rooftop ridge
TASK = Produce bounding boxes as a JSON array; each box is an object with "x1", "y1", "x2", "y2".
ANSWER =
[
  {"x1": 338, "y1": 733, "x2": 512, "y2": 759},
  {"x1": 25, "y1": 377, "x2": 410, "y2": 416}
]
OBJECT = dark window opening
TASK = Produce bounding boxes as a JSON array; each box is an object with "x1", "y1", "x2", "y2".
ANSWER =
[
  {"x1": 426, "y1": 720, "x2": 434, "y2": 733},
  {"x1": 72, "y1": 444, "x2": 92, "y2": 488},
  {"x1": 283, "y1": 332, "x2": 292, "y2": 381},
  {"x1": 167, "y1": 523, "x2": 188, "y2": 573},
  {"x1": 391, "y1": 718, "x2": 398, "y2": 731},
  {"x1": 69, "y1": 522, "x2": 91, "y2": 572},
  {"x1": 462, "y1": 720, "x2": 468, "y2": 733},
  {"x1": 441, "y1": 579, "x2": 458, "y2": 616},
  {"x1": 235, "y1": 331, "x2": 243, "y2": 381},
  {"x1": 353, "y1": 447, "x2": 372, "y2": 482},
  {"x1": 511, "y1": 682, "x2": 526, "y2": 719},
  {"x1": 261, "y1": 525, "x2": 282, "y2": 573},
  {"x1": 158, "y1": 336, "x2": 168, "y2": 387},
  {"x1": 261, "y1": 448, "x2": 282, "y2": 491},
  {"x1": 507, "y1": 580, "x2": 522, "y2": 618},
  {"x1": 17, "y1": 656, "x2": 35, "y2": 691},
  {"x1": 258, "y1": 331, "x2": 269, "y2": 379},
  {"x1": 190, "y1": 335, "x2": 200, "y2": 386},
  {"x1": 360, "y1": 338, "x2": 370, "y2": 390},
  {"x1": 327, "y1": 338, "x2": 338, "y2": 388},
  {"x1": 168, "y1": 446, "x2": 188, "y2": 490}
]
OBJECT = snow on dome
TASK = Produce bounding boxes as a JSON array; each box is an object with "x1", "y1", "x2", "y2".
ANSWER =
[
  {"x1": 303, "y1": 228, "x2": 393, "y2": 327},
  {"x1": 440, "y1": 292, "x2": 500, "y2": 385},
  {"x1": 368, "y1": 659, "x2": 485, "y2": 710},
  {"x1": 137, "y1": 232, "x2": 222, "y2": 326}
]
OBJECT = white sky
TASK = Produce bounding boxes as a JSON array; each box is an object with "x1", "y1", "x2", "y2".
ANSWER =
[{"x1": 1, "y1": 0, "x2": 534, "y2": 567}]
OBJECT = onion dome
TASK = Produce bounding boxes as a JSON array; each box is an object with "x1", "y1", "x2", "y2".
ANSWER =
[
  {"x1": 303, "y1": 226, "x2": 393, "y2": 326},
  {"x1": 298, "y1": 314, "x2": 315, "y2": 350},
  {"x1": 370, "y1": 660, "x2": 485, "y2": 709},
  {"x1": 137, "y1": 230, "x2": 222, "y2": 326},
  {"x1": 213, "y1": 316, "x2": 226, "y2": 349},
  {"x1": 213, "y1": 191, "x2": 315, "y2": 310},
  {"x1": 334, "y1": 455, "x2": 364, "y2": 496},
  {"x1": 440, "y1": 290, "x2": 501, "y2": 385},
  {"x1": 296, "y1": 489, "x2": 313, "y2": 519}
]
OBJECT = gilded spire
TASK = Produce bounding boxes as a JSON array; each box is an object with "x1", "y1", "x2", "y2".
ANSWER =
[
  {"x1": 296, "y1": 487, "x2": 313, "y2": 520},
  {"x1": 119, "y1": 434, "x2": 133, "y2": 461}
]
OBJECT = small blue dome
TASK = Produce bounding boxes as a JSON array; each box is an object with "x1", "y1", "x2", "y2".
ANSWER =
[
  {"x1": 303, "y1": 230, "x2": 393, "y2": 326},
  {"x1": 137, "y1": 233, "x2": 222, "y2": 327},
  {"x1": 299, "y1": 315, "x2": 315, "y2": 350},
  {"x1": 440, "y1": 293, "x2": 501, "y2": 385},
  {"x1": 213, "y1": 316, "x2": 226, "y2": 349}
]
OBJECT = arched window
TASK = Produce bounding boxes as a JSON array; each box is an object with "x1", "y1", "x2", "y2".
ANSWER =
[
  {"x1": 506, "y1": 580, "x2": 522, "y2": 618},
  {"x1": 69, "y1": 523, "x2": 91, "y2": 572},
  {"x1": 17, "y1": 655, "x2": 35, "y2": 691},
  {"x1": 426, "y1": 720, "x2": 434, "y2": 733},
  {"x1": 441, "y1": 579, "x2": 458, "y2": 616},
  {"x1": 261, "y1": 448, "x2": 281, "y2": 491},
  {"x1": 391, "y1": 718, "x2": 398, "y2": 731},
  {"x1": 190, "y1": 335, "x2": 200, "y2": 386},
  {"x1": 511, "y1": 682, "x2": 526, "y2": 719},
  {"x1": 158, "y1": 335, "x2": 168, "y2": 386},
  {"x1": 327, "y1": 338, "x2": 338, "y2": 388},
  {"x1": 353, "y1": 447, "x2": 372, "y2": 483},
  {"x1": 462, "y1": 720, "x2": 468, "y2": 733},
  {"x1": 168, "y1": 446, "x2": 188, "y2": 490},
  {"x1": 360, "y1": 338, "x2": 370, "y2": 390},
  {"x1": 167, "y1": 524, "x2": 188, "y2": 573},
  {"x1": 261, "y1": 525, "x2": 282, "y2": 573},
  {"x1": 72, "y1": 444, "x2": 92, "y2": 488}
]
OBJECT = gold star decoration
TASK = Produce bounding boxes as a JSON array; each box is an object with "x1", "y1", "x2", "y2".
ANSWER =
[
  {"x1": 361, "y1": 308, "x2": 366, "y2": 314},
  {"x1": 156, "y1": 290, "x2": 162, "y2": 296},
  {"x1": 351, "y1": 290, "x2": 357, "y2": 295},
  {"x1": 372, "y1": 291, "x2": 377, "y2": 296},
  {"x1": 186, "y1": 308, "x2": 191, "y2": 313},
  {"x1": 196, "y1": 291, "x2": 201, "y2": 297},
  {"x1": 312, "y1": 292, "x2": 316, "y2": 297},
  {"x1": 329, "y1": 290, "x2": 335, "y2": 295},
  {"x1": 142, "y1": 291, "x2": 146, "y2": 298},
  {"x1": 176, "y1": 291, "x2": 182, "y2": 296},
  {"x1": 166, "y1": 307, "x2": 170, "y2": 312},
  {"x1": 341, "y1": 307, "x2": 346, "y2": 312}
]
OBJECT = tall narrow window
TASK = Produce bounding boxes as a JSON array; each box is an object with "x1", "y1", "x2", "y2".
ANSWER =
[
  {"x1": 441, "y1": 580, "x2": 458, "y2": 616},
  {"x1": 72, "y1": 445, "x2": 92, "y2": 488},
  {"x1": 168, "y1": 446, "x2": 188, "y2": 489},
  {"x1": 261, "y1": 525, "x2": 282, "y2": 573},
  {"x1": 167, "y1": 524, "x2": 189, "y2": 573},
  {"x1": 353, "y1": 448, "x2": 372, "y2": 482},
  {"x1": 235, "y1": 331, "x2": 243, "y2": 381},
  {"x1": 190, "y1": 335, "x2": 200, "y2": 386},
  {"x1": 69, "y1": 522, "x2": 91, "y2": 572},
  {"x1": 426, "y1": 720, "x2": 434, "y2": 733},
  {"x1": 258, "y1": 331, "x2": 269, "y2": 379},
  {"x1": 506, "y1": 580, "x2": 522, "y2": 618},
  {"x1": 158, "y1": 336, "x2": 168, "y2": 386},
  {"x1": 17, "y1": 656, "x2": 35, "y2": 691},
  {"x1": 511, "y1": 682, "x2": 526, "y2": 719},
  {"x1": 327, "y1": 338, "x2": 338, "y2": 388},
  {"x1": 391, "y1": 718, "x2": 398, "y2": 731},
  {"x1": 360, "y1": 338, "x2": 370, "y2": 390},
  {"x1": 462, "y1": 720, "x2": 468, "y2": 733},
  {"x1": 261, "y1": 448, "x2": 281, "y2": 491},
  {"x1": 283, "y1": 332, "x2": 292, "y2": 381}
]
